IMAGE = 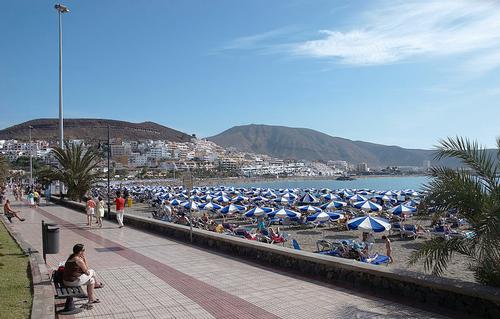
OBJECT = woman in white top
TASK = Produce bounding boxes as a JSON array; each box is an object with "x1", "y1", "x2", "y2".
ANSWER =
[{"x1": 97, "y1": 197, "x2": 105, "y2": 228}]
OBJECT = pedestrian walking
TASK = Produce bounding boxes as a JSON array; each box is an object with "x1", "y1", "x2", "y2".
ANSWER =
[
  {"x1": 114, "y1": 192, "x2": 125, "y2": 228},
  {"x1": 86, "y1": 197, "x2": 96, "y2": 229},
  {"x1": 97, "y1": 196, "x2": 105, "y2": 228},
  {"x1": 382, "y1": 235, "x2": 393, "y2": 263}
]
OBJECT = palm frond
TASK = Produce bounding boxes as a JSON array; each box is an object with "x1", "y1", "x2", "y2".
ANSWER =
[{"x1": 408, "y1": 237, "x2": 473, "y2": 276}]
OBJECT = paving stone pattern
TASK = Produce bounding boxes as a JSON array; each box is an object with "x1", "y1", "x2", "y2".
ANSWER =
[{"x1": 5, "y1": 199, "x2": 447, "y2": 319}]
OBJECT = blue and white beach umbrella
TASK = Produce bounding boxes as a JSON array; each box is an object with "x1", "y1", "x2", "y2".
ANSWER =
[
  {"x1": 251, "y1": 196, "x2": 269, "y2": 202},
  {"x1": 300, "y1": 193, "x2": 318, "y2": 204},
  {"x1": 347, "y1": 216, "x2": 391, "y2": 233},
  {"x1": 282, "y1": 192, "x2": 298, "y2": 200},
  {"x1": 244, "y1": 207, "x2": 272, "y2": 218},
  {"x1": 306, "y1": 211, "x2": 344, "y2": 222},
  {"x1": 268, "y1": 208, "x2": 301, "y2": 219},
  {"x1": 169, "y1": 199, "x2": 183, "y2": 206},
  {"x1": 388, "y1": 204, "x2": 417, "y2": 216},
  {"x1": 353, "y1": 200, "x2": 383, "y2": 212},
  {"x1": 298, "y1": 205, "x2": 322, "y2": 214},
  {"x1": 321, "y1": 201, "x2": 347, "y2": 210},
  {"x1": 232, "y1": 195, "x2": 249, "y2": 203},
  {"x1": 403, "y1": 199, "x2": 420, "y2": 207},
  {"x1": 199, "y1": 202, "x2": 222, "y2": 211},
  {"x1": 321, "y1": 193, "x2": 342, "y2": 201},
  {"x1": 348, "y1": 194, "x2": 367, "y2": 202},
  {"x1": 214, "y1": 195, "x2": 232, "y2": 203},
  {"x1": 220, "y1": 204, "x2": 246, "y2": 215},
  {"x1": 181, "y1": 200, "x2": 200, "y2": 211}
]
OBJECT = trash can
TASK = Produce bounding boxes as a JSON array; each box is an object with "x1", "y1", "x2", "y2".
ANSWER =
[
  {"x1": 127, "y1": 197, "x2": 133, "y2": 207},
  {"x1": 45, "y1": 226, "x2": 60, "y2": 254}
]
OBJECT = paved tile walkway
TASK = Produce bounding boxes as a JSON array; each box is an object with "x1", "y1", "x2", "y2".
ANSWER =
[{"x1": 3, "y1": 197, "x2": 448, "y2": 319}]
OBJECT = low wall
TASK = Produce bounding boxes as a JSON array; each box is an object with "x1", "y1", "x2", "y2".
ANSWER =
[
  {"x1": 1, "y1": 219, "x2": 54, "y2": 319},
  {"x1": 51, "y1": 197, "x2": 500, "y2": 319}
]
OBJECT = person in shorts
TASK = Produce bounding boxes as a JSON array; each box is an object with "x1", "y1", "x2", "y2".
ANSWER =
[
  {"x1": 114, "y1": 192, "x2": 125, "y2": 228},
  {"x1": 63, "y1": 244, "x2": 104, "y2": 309},
  {"x1": 96, "y1": 197, "x2": 105, "y2": 228},
  {"x1": 86, "y1": 197, "x2": 96, "y2": 229}
]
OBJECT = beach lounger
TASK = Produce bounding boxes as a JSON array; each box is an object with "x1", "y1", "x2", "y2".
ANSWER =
[
  {"x1": 390, "y1": 223, "x2": 402, "y2": 236},
  {"x1": 430, "y1": 226, "x2": 447, "y2": 239},
  {"x1": 292, "y1": 239, "x2": 301, "y2": 250},
  {"x1": 362, "y1": 255, "x2": 390, "y2": 265},
  {"x1": 401, "y1": 224, "x2": 417, "y2": 239}
]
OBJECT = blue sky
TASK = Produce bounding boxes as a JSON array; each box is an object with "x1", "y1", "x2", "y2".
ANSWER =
[{"x1": 1, "y1": 0, "x2": 499, "y2": 149}]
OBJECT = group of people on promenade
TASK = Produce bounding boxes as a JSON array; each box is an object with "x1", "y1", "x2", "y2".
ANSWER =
[{"x1": 84, "y1": 191, "x2": 126, "y2": 229}]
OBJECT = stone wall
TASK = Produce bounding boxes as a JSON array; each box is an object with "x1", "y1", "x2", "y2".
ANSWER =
[{"x1": 52, "y1": 197, "x2": 500, "y2": 319}]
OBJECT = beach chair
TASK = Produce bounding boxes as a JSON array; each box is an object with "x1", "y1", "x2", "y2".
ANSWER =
[
  {"x1": 401, "y1": 224, "x2": 417, "y2": 239},
  {"x1": 361, "y1": 254, "x2": 390, "y2": 265},
  {"x1": 430, "y1": 226, "x2": 447, "y2": 239},
  {"x1": 390, "y1": 222, "x2": 402, "y2": 236},
  {"x1": 292, "y1": 239, "x2": 301, "y2": 250},
  {"x1": 316, "y1": 239, "x2": 332, "y2": 252}
]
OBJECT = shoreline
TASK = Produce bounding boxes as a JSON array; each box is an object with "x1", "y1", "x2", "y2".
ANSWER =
[{"x1": 195, "y1": 174, "x2": 428, "y2": 187}]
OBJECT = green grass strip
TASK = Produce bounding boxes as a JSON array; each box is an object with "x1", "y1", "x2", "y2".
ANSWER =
[{"x1": 0, "y1": 221, "x2": 32, "y2": 319}]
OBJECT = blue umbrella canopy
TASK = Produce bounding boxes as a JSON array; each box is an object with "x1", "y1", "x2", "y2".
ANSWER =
[
  {"x1": 347, "y1": 216, "x2": 391, "y2": 233},
  {"x1": 348, "y1": 194, "x2": 368, "y2": 202},
  {"x1": 181, "y1": 200, "x2": 200, "y2": 211},
  {"x1": 353, "y1": 200, "x2": 383, "y2": 212},
  {"x1": 306, "y1": 211, "x2": 344, "y2": 222},
  {"x1": 299, "y1": 193, "x2": 318, "y2": 204},
  {"x1": 169, "y1": 199, "x2": 183, "y2": 206},
  {"x1": 214, "y1": 195, "x2": 232, "y2": 203},
  {"x1": 389, "y1": 204, "x2": 417, "y2": 215},
  {"x1": 244, "y1": 206, "x2": 272, "y2": 218},
  {"x1": 268, "y1": 208, "x2": 301, "y2": 219},
  {"x1": 199, "y1": 202, "x2": 222, "y2": 211},
  {"x1": 220, "y1": 204, "x2": 246, "y2": 215},
  {"x1": 232, "y1": 195, "x2": 249, "y2": 203},
  {"x1": 298, "y1": 205, "x2": 322, "y2": 214},
  {"x1": 321, "y1": 201, "x2": 347, "y2": 210},
  {"x1": 321, "y1": 193, "x2": 342, "y2": 201}
]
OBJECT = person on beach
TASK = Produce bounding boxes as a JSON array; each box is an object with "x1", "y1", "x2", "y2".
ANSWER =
[
  {"x1": 382, "y1": 235, "x2": 393, "y2": 263},
  {"x1": 114, "y1": 192, "x2": 125, "y2": 228},
  {"x1": 86, "y1": 197, "x2": 96, "y2": 229},
  {"x1": 96, "y1": 197, "x2": 105, "y2": 228},
  {"x1": 3, "y1": 199, "x2": 25, "y2": 222},
  {"x1": 63, "y1": 244, "x2": 104, "y2": 310}
]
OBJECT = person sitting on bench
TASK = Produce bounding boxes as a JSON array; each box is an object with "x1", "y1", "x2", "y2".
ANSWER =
[
  {"x1": 3, "y1": 199, "x2": 25, "y2": 222},
  {"x1": 62, "y1": 244, "x2": 104, "y2": 310}
]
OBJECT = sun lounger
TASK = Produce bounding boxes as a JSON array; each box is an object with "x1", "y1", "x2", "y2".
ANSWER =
[
  {"x1": 361, "y1": 254, "x2": 390, "y2": 265},
  {"x1": 292, "y1": 239, "x2": 301, "y2": 250},
  {"x1": 430, "y1": 226, "x2": 447, "y2": 239},
  {"x1": 390, "y1": 223, "x2": 402, "y2": 236},
  {"x1": 401, "y1": 224, "x2": 417, "y2": 239}
]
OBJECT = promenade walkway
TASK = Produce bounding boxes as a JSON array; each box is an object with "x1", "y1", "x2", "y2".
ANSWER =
[{"x1": 4, "y1": 197, "x2": 447, "y2": 319}]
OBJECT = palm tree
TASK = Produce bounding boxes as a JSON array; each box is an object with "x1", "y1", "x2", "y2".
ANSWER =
[
  {"x1": 50, "y1": 142, "x2": 101, "y2": 201},
  {"x1": 409, "y1": 137, "x2": 500, "y2": 287}
]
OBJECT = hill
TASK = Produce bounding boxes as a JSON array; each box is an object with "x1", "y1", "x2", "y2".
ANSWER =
[
  {"x1": 0, "y1": 119, "x2": 192, "y2": 143},
  {"x1": 209, "y1": 124, "x2": 438, "y2": 167}
]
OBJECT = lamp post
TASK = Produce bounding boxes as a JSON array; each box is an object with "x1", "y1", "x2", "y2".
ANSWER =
[
  {"x1": 55, "y1": 4, "x2": 69, "y2": 197},
  {"x1": 107, "y1": 125, "x2": 111, "y2": 219},
  {"x1": 29, "y1": 126, "x2": 33, "y2": 187},
  {"x1": 55, "y1": 4, "x2": 69, "y2": 149}
]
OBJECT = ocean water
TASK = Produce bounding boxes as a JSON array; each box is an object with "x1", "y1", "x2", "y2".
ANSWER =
[{"x1": 227, "y1": 176, "x2": 430, "y2": 191}]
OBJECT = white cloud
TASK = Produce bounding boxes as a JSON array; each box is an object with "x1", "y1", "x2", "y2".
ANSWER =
[{"x1": 292, "y1": 0, "x2": 500, "y2": 70}]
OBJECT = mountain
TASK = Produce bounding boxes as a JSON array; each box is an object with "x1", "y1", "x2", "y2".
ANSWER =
[
  {"x1": 209, "y1": 124, "x2": 440, "y2": 167},
  {"x1": 0, "y1": 119, "x2": 192, "y2": 143}
]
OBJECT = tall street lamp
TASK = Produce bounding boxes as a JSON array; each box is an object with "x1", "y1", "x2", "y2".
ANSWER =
[
  {"x1": 54, "y1": 3, "x2": 69, "y2": 149},
  {"x1": 55, "y1": 3, "x2": 69, "y2": 197},
  {"x1": 29, "y1": 125, "x2": 33, "y2": 187}
]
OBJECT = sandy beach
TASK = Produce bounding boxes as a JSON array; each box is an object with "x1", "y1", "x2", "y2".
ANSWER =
[{"x1": 128, "y1": 203, "x2": 476, "y2": 284}]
